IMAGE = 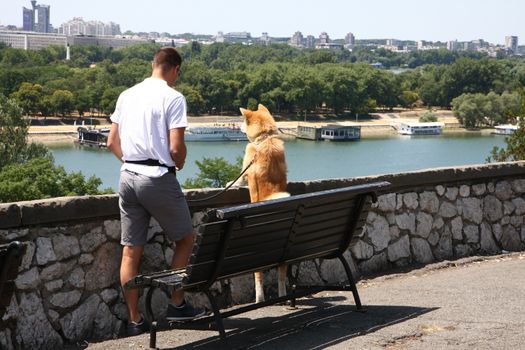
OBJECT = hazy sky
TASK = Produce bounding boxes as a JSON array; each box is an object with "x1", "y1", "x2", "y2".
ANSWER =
[{"x1": 1, "y1": 0, "x2": 522, "y2": 44}]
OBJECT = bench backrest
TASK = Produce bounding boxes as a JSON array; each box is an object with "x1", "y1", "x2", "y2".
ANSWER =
[
  {"x1": 0, "y1": 241, "x2": 26, "y2": 317},
  {"x1": 184, "y1": 182, "x2": 390, "y2": 290}
]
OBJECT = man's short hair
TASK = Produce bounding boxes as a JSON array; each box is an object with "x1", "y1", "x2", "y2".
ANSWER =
[{"x1": 153, "y1": 47, "x2": 182, "y2": 72}]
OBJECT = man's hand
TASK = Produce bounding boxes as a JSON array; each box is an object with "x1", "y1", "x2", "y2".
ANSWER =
[
  {"x1": 107, "y1": 122, "x2": 123, "y2": 162},
  {"x1": 169, "y1": 128, "x2": 187, "y2": 170}
]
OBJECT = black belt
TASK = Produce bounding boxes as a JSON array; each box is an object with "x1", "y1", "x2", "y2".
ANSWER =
[{"x1": 125, "y1": 159, "x2": 176, "y2": 173}]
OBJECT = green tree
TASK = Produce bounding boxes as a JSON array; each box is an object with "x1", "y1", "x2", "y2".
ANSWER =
[
  {"x1": 50, "y1": 89, "x2": 75, "y2": 116},
  {"x1": 0, "y1": 94, "x2": 28, "y2": 167},
  {"x1": 10, "y1": 82, "x2": 44, "y2": 115},
  {"x1": 419, "y1": 112, "x2": 437, "y2": 122},
  {"x1": 0, "y1": 158, "x2": 111, "y2": 203},
  {"x1": 183, "y1": 156, "x2": 242, "y2": 189}
]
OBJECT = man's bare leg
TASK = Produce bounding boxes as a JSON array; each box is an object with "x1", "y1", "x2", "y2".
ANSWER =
[
  {"x1": 170, "y1": 233, "x2": 194, "y2": 305},
  {"x1": 120, "y1": 245, "x2": 144, "y2": 322}
]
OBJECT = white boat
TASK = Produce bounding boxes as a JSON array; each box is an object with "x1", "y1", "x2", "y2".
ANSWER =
[
  {"x1": 398, "y1": 122, "x2": 444, "y2": 135},
  {"x1": 184, "y1": 125, "x2": 248, "y2": 142},
  {"x1": 493, "y1": 124, "x2": 518, "y2": 135}
]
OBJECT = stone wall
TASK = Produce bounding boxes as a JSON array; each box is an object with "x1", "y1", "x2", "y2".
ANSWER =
[{"x1": 1, "y1": 162, "x2": 525, "y2": 349}]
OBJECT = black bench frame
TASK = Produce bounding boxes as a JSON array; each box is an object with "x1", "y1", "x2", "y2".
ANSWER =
[
  {"x1": 126, "y1": 181, "x2": 390, "y2": 348},
  {"x1": 0, "y1": 241, "x2": 26, "y2": 318}
]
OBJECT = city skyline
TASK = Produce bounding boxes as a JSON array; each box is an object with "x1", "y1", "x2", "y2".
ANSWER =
[{"x1": 1, "y1": 0, "x2": 523, "y2": 45}]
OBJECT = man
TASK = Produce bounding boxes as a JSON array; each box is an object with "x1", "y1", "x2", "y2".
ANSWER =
[{"x1": 107, "y1": 47, "x2": 204, "y2": 336}]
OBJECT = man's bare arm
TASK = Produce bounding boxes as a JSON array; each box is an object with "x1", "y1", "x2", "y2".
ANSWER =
[
  {"x1": 169, "y1": 128, "x2": 187, "y2": 170},
  {"x1": 107, "y1": 122, "x2": 123, "y2": 162}
]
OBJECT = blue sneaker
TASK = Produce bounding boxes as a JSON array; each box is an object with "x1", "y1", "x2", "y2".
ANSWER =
[
  {"x1": 166, "y1": 301, "x2": 206, "y2": 321},
  {"x1": 126, "y1": 316, "x2": 149, "y2": 336}
]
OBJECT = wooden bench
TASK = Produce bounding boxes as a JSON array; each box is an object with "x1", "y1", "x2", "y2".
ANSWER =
[
  {"x1": 0, "y1": 241, "x2": 26, "y2": 318},
  {"x1": 126, "y1": 181, "x2": 390, "y2": 348}
]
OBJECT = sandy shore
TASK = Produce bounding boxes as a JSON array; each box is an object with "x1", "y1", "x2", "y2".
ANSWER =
[{"x1": 27, "y1": 111, "x2": 481, "y2": 144}]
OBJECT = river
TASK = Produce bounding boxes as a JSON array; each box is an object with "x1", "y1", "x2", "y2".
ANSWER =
[{"x1": 50, "y1": 133, "x2": 506, "y2": 191}]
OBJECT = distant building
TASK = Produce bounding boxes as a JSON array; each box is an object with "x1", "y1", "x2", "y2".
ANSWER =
[
  {"x1": 0, "y1": 30, "x2": 149, "y2": 50},
  {"x1": 22, "y1": 7, "x2": 34, "y2": 31},
  {"x1": 213, "y1": 31, "x2": 252, "y2": 43},
  {"x1": 345, "y1": 32, "x2": 355, "y2": 46},
  {"x1": 259, "y1": 32, "x2": 271, "y2": 46},
  {"x1": 22, "y1": 1, "x2": 52, "y2": 33},
  {"x1": 305, "y1": 35, "x2": 315, "y2": 48},
  {"x1": 59, "y1": 18, "x2": 121, "y2": 36},
  {"x1": 290, "y1": 31, "x2": 304, "y2": 48},
  {"x1": 505, "y1": 36, "x2": 518, "y2": 54},
  {"x1": 318, "y1": 32, "x2": 330, "y2": 45}
]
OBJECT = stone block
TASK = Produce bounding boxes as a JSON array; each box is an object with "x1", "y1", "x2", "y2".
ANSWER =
[
  {"x1": 80, "y1": 227, "x2": 107, "y2": 253},
  {"x1": 484, "y1": 195, "x2": 503, "y2": 222},
  {"x1": 504, "y1": 201, "x2": 516, "y2": 216},
  {"x1": 376, "y1": 193, "x2": 397, "y2": 212},
  {"x1": 419, "y1": 191, "x2": 439, "y2": 214},
  {"x1": 512, "y1": 197, "x2": 525, "y2": 215},
  {"x1": 495, "y1": 181, "x2": 513, "y2": 201},
  {"x1": 445, "y1": 187, "x2": 459, "y2": 201},
  {"x1": 357, "y1": 252, "x2": 389, "y2": 275},
  {"x1": 68, "y1": 267, "x2": 85, "y2": 289},
  {"x1": 510, "y1": 215, "x2": 523, "y2": 227},
  {"x1": 439, "y1": 202, "x2": 457, "y2": 218},
  {"x1": 450, "y1": 217, "x2": 463, "y2": 240},
  {"x1": 492, "y1": 223, "x2": 503, "y2": 242},
  {"x1": 433, "y1": 217, "x2": 444, "y2": 230},
  {"x1": 434, "y1": 230, "x2": 453, "y2": 261},
  {"x1": 52, "y1": 234, "x2": 80, "y2": 261},
  {"x1": 403, "y1": 192, "x2": 418, "y2": 210},
  {"x1": 49, "y1": 290, "x2": 82, "y2": 309},
  {"x1": 100, "y1": 289, "x2": 119, "y2": 305},
  {"x1": 395, "y1": 213, "x2": 416, "y2": 234},
  {"x1": 19, "y1": 241, "x2": 35, "y2": 272},
  {"x1": 15, "y1": 267, "x2": 40, "y2": 290},
  {"x1": 164, "y1": 247, "x2": 174, "y2": 266},
  {"x1": 471, "y1": 183, "x2": 486, "y2": 196},
  {"x1": 500, "y1": 225, "x2": 522, "y2": 251},
  {"x1": 487, "y1": 182, "x2": 495, "y2": 193},
  {"x1": 350, "y1": 239, "x2": 374, "y2": 260},
  {"x1": 480, "y1": 222, "x2": 499, "y2": 253},
  {"x1": 40, "y1": 261, "x2": 75, "y2": 282},
  {"x1": 454, "y1": 244, "x2": 473, "y2": 258},
  {"x1": 45, "y1": 280, "x2": 63, "y2": 293},
  {"x1": 435, "y1": 185, "x2": 445, "y2": 196},
  {"x1": 366, "y1": 214, "x2": 390, "y2": 251},
  {"x1": 463, "y1": 225, "x2": 479, "y2": 243},
  {"x1": 143, "y1": 243, "x2": 166, "y2": 272},
  {"x1": 93, "y1": 301, "x2": 117, "y2": 340},
  {"x1": 78, "y1": 254, "x2": 94, "y2": 265},
  {"x1": 103, "y1": 220, "x2": 121, "y2": 240},
  {"x1": 36, "y1": 237, "x2": 57, "y2": 266},
  {"x1": 511, "y1": 179, "x2": 525, "y2": 194},
  {"x1": 459, "y1": 197, "x2": 483, "y2": 224},
  {"x1": 428, "y1": 231, "x2": 440, "y2": 246},
  {"x1": 387, "y1": 235, "x2": 410, "y2": 262},
  {"x1": 410, "y1": 238, "x2": 434, "y2": 264},
  {"x1": 415, "y1": 212, "x2": 433, "y2": 238},
  {"x1": 459, "y1": 185, "x2": 470, "y2": 197},
  {"x1": 85, "y1": 243, "x2": 121, "y2": 291}
]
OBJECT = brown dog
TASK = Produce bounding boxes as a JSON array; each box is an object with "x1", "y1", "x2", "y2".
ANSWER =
[{"x1": 237, "y1": 104, "x2": 289, "y2": 303}]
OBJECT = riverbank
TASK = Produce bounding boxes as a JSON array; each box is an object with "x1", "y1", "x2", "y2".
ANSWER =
[{"x1": 27, "y1": 111, "x2": 495, "y2": 145}]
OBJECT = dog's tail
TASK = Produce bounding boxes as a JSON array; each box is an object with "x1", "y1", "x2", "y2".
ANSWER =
[{"x1": 263, "y1": 192, "x2": 291, "y2": 201}]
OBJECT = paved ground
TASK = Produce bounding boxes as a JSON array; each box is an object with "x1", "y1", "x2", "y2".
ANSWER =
[{"x1": 85, "y1": 252, "x2": 525, "y2": 350}]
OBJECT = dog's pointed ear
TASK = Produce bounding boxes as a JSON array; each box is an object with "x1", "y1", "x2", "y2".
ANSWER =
[
  {"x1": 257, "y1": 104, "x2": 269, "y2": 114},
  {"x1": 240, "y1": 107, "x2": 253, "y2": 119}
]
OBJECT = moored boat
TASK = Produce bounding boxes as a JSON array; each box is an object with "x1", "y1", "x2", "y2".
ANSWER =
[
  {"x1": 493, "y1": 124, "x2": 518, "y2": 135},
  {"x1": 75, "y1": 127, "x2": 110, "y2": 147},
  {"x1": 184, "y1": 125, "x2": 247, "y2": 142},
  {"x1": 398, "y1": 122, "x2": 444, "y2": 135}
]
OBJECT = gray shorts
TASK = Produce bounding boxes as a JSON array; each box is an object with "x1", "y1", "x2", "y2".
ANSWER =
[{"x1": 118, "y1": 170, "x2": 193, "y2": 246}]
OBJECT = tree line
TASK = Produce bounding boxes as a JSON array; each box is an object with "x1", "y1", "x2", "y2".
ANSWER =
[{"x1": 1, "y1": 42, "x2": 524, "y2": 127}]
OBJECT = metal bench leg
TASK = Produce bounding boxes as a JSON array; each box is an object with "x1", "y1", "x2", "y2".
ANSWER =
[
  {"x1": 145, "y1": 287, "x2": 158, "y2": 349},
  {"x1": 338, "y1": 255, "x2": 365, "y2": 312},
  {"x1": 205, "y1": 290, "x2": 226, "y2": 340}
]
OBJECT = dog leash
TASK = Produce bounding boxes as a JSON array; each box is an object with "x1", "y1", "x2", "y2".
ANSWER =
[{"x1": 186, "y1": 155, "x2": 255, "y2": 203}]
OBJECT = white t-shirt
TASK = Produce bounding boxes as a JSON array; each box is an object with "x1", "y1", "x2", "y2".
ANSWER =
[{"x1": 110, "y1": 77, "x2": 188, "y2": 177}]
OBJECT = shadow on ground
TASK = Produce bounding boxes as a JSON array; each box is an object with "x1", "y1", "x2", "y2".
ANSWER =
[{"x1": 160, "y1": 296, "x2": 437, "y2": 350}]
